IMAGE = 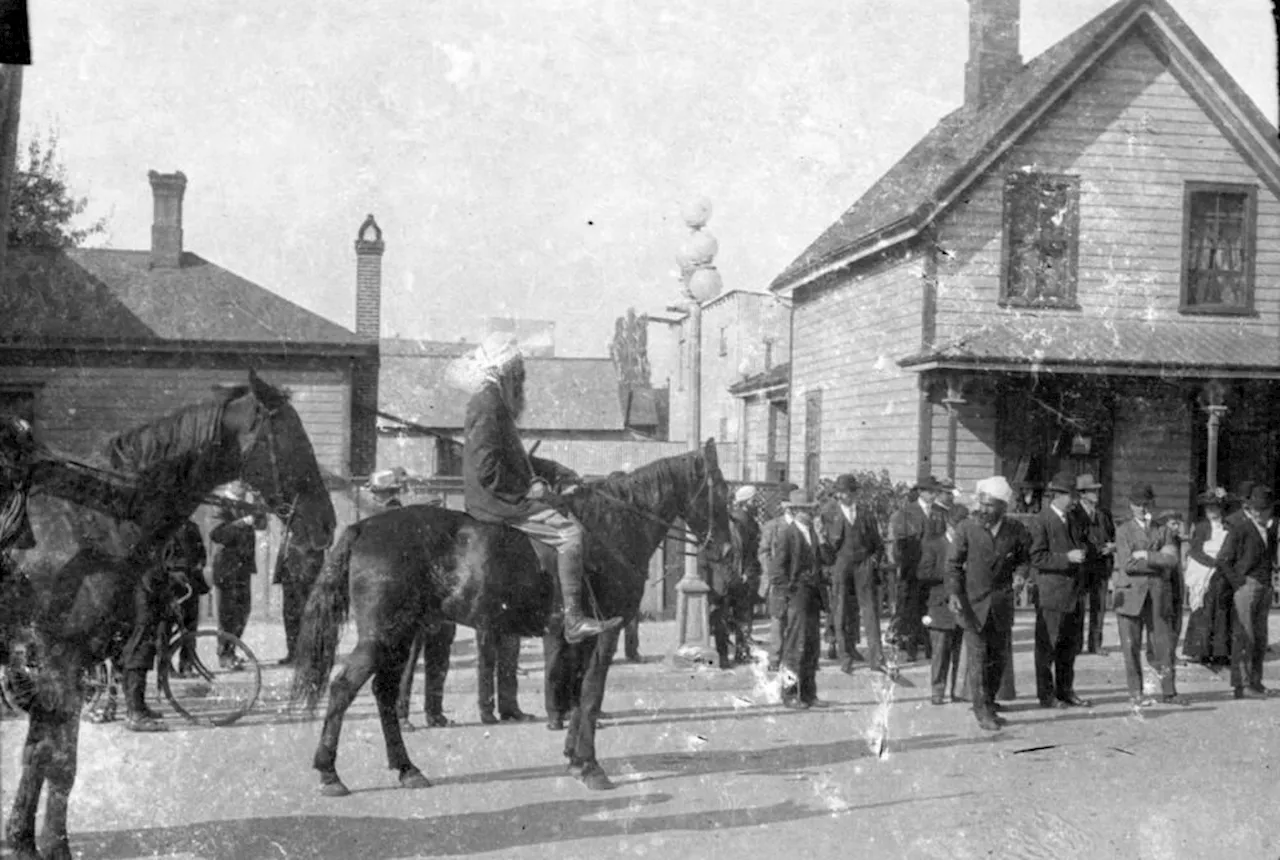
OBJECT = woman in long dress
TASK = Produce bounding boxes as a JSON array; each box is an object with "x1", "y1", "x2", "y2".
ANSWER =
[{"x1": 1180, "y1": 488, "x2": 1233, "y2": 668}]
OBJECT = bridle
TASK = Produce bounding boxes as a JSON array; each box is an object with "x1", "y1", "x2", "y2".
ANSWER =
[
  {"x1": 584, "y1": 455, "x2": 725, "y2": 560},
  {"x1": 241, "y1": 399, "x2": 299, "y2": 540}
]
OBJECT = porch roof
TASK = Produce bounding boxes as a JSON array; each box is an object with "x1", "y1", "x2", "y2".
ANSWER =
[
  {"x1": 899, "y1": 317, "x2": 1280, "y2": 378},
  {"x1": 729, "y1": 362, "x2": 791, "y2": 397}
]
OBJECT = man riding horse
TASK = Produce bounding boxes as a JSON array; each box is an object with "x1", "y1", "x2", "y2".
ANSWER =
[{"x1": 461, "y1": 334, "x2": 622, "y2": 644}]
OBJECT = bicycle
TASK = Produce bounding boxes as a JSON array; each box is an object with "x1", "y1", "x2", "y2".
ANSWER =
[{"x1": 1, "y1": 578, "x2": 263, "y2": 727}]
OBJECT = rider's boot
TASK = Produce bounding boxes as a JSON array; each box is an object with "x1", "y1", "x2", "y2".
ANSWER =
[
  {"x1": 123, "y1": 669, "x2": 165, "y2": 732},
  {"x1": 557, "y1": 538, "x2": 622, "y2": 644}
]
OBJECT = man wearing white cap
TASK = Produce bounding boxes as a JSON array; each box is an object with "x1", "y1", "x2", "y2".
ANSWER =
[
  {"x1": 728, "y1": 485, "x2": 763, "y2": 663},
  {"x1": 946, "y1": 476, "x2": 1031, "y2": 731},
  {"x1": 462, "y1": 333, "x2": 622, "y2": 644}
]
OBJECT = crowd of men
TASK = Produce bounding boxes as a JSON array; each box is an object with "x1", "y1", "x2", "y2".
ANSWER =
[{"x1": 744, "y1": 467, "x2": 1277, "y2": 728}]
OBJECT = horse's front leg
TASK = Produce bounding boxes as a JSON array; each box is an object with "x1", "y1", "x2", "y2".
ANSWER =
[
  {"x1": 570, "y1": 628, "x2": 619, "y2": 791},
  {"x1": 38, "y1": 706, "x2": 80, "y2": 860},
  {"x1": 370, "y1": 642, "x2": 430, "y2": 791},
  {"x1": 5, "y1": 709, "x2": 47, "y2": 860}
]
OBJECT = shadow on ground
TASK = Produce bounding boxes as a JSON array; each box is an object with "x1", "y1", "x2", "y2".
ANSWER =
[{"x1": 65, "y1": 789, "x2": 975, "y2": 859}]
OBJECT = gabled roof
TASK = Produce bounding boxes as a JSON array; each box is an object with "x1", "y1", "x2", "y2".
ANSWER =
[
  {"x1": 771, "y1": 0, "x2": 1280, "y2": 293},
  {"x1": 899, "y1": 317, "x2": 1280, "y2": 378},
  {"x1": 0, "y1": 247, "x2": 365, "y2": 349},
  {"x1": 378, "y1": 354, "x2": 626, "y2": 431}
]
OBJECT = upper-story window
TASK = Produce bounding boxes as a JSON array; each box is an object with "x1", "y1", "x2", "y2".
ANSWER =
[
  {"x1": 1001, "y1": 172, "x2": 1080, "y2": 307},
  {"x1": 718, "y1": 326, "x2": 728, "y2": 357},
  {"x1": 763, "y1": 338, "x2": 774, "y2": 371},
  {"x1": 1182, "y1": 182, "x2": 1256, "y2": 315}
]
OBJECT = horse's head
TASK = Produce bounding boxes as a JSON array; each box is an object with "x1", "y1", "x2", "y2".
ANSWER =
[
  {"x1": 229, "y1": 370, "x2": 336, "y2": 551},
  {"x1": 684, "y1": 438, "x2": 733, "y2": 563}
]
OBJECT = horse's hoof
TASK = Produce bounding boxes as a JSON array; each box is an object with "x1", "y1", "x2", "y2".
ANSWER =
[
  {"x1": 399, "y1": 770, "x2": 432, "y2": 790},
  {"x1": 318, "y1": 778, "x2": 351, "y2": 798},
  {"x1": 578, "y1": 763, "x2": 615, "y2": 791}
]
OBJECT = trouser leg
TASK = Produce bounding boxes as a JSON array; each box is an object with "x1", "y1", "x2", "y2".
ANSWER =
[
  {"x1": 496, "y1": 633, "x2": 521, "y2": 715},
  {"x1": 1115, "y1": 608, "x2": 1145, "y2": 697},
  {"x1": 397, "y1": 629, "x2": 426, "y2": 721},
  {"x1": 854, "y1": 563, "x2": 884, "y2": 667},
  {"x1": 512, "y1": 508, "x2": 621, "y2": 643},
  {"x1": 476, "y1": 627, "x2": 497, "y2": 717}
]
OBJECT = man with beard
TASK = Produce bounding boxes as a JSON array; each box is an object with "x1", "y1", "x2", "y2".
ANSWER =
[
  {"x1": 462, "y1": 334, "x2": 621, "y2": 644},
  {"x1": 1028, "y1": 471, "x2": 1091, "y2": 709},
  {"x1": 1069, "y1": 474, "x2": 1115, "y2": 655},
  {"x1": 947, "y1": 476, "x2": 1030, "y2": 731}
]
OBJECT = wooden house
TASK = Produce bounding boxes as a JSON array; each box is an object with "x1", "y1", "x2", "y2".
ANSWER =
[{"x1": 770, "y1": 0, "x2": 1280, "y2": 519}]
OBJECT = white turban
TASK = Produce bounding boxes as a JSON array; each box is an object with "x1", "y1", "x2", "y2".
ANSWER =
[
  {"x1": 733, "y1": 485, "x2": 757, "y2": 504},
  {"x1": 445, "y1": 333, "x2": 524, "y2": 392},
  {"x1": 975, "y1": 476, "x2": 1014, "y2": 505}
]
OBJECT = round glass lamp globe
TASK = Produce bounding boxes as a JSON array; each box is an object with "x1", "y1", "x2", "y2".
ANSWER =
[
  {"x1": 687, "y1": 266, "x2": 723, "y2": 302},
  {"x1": 678, "y1": 231, "x2": 718, "y2": 268},
  {"x1": 681, "y1": 197, "x2": 713, "y2": 230}
]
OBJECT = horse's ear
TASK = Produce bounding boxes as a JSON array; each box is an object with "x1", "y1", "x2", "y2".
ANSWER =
[
  {"x1": 247, "y1": 368, "x2": 281, "y2": 408},
  {"x1": 702, "y1": 438, "x2": 719, "y2": 472}
]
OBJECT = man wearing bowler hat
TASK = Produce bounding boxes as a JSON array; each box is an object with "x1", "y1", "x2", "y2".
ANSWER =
[
  {"x1": 1113, "y1": 483, "x2": 1185, "y2": 708},
  {"x1": 1028, "y1": 471, "x2": 1092, "y2": 708},
  {"x1": 820, "y1": 474, "x2": 887, "y2": 674},
  {"x1": 770, "y1": 488, "x2": 831, "y2": 707},
  {"x1": 1069, "y1": 473, "x2": 1115, "y2": 655},
  {"x1": 887, "y1": 475, "x2": 942, "y2": 662},
  {"x1": 1214, "y1": 484, "x2": 1276, "y2": 699}
]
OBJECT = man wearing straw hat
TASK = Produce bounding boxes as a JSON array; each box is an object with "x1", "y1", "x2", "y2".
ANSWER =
[
  {"x1": 946, "y1": 476, "x2": 1031, "y2": 731},
  {"x1": 460, "y1": 333, "x2": 622, "y2": 644}
]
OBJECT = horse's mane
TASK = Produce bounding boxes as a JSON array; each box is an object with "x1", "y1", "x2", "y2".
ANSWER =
[
  {"x1": 580, "y1": 450, "x2": 700, "y2": 519},
  {"x1": 105, "y1": 387, "x2": 244, "y2": 475}
]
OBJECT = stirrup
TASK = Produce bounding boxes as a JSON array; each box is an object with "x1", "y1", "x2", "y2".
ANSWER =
[{"x1": 562, "y1": 613, "x2": 623, "y2": 644}]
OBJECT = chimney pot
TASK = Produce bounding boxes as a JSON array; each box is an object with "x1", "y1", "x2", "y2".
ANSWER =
[
  {"x1": 964, "y1": 0, "x2": 1023, "y2": 111},
  {"x1": 148, "y1": 170, "x2": 187, "y2": 269}
]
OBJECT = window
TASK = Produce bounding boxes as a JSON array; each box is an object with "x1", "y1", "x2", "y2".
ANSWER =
[
  {"x1": 1182, "y1": 183, "x2": 1256, "y2": 314},
  {"x1": 718, "y1": 326, "x2": 728, "y2": 357},
  {"x1": 718, "y1": 415, "x2": 729, "y2": 442},
  {"x1": 763, "y1": 338, "x2": 774, "y2": 371},
  {"x1": 1001, "y1": 172, "x2": 1080, "y2": 306}
]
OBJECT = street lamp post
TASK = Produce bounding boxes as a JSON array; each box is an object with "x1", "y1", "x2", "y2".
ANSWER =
[{"x1": 668, "y1": 198, "x2": 723, "y2": 668}]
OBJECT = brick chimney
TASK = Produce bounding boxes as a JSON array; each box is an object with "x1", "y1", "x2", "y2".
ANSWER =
[
  {"x1": 964, "y1": 0, "x2": 1023, "y2": 110},
  {"x1": 148, "y1": 170, "x2": 187, "y2": 268},
  {"x1": 354, "y1": 214, "x2": 384, "y2": 339},
  {"x1": 350, "y1": 214, "x2": 384, "y2": 478}
]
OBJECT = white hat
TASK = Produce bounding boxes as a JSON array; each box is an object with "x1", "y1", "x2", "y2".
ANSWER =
[
  {"x1": 445, "y1": 333, "x2": 524, "y2": 392},
  {"x1": 975, "y1": 476, "x2": 1014, "y2": 505},
  {"x1": 733, "y1": 485, "x2": 757, "y2": 504},
  {"x1": 369, "y1": 468, "x2": 406, "y2": 492}
]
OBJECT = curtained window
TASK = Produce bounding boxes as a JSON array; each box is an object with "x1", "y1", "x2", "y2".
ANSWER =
[
  {"x1": 1001, "y1": 173, "x2": 1080, "y2": 306},
  {"x1": 1182, "y1": 184, "x2": 1255, "y2": 314}
]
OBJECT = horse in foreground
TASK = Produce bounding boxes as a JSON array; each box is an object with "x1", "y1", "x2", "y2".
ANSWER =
[
  {"x1": 291, "y1": 439, "x2": 733, "y2": 794},
  {"x1": 3, "y1": 371, "x2": 335, "y2": 860}
]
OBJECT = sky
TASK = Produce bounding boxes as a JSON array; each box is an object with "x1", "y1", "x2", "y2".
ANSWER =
[{"x1": 19, "y1": 0, "x2": 1279, "y2": 356}]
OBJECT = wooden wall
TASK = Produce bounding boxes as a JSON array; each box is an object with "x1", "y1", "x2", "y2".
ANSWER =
[
  {"x1": 928, "y1": 395, "x2": 999, "y2": 493},
  {"x1": 933, "y1": 32, "x2": 1280, "y2": 342},
  {"x1": 789, "y1": 250, "x2": 925, "y2": 484}
]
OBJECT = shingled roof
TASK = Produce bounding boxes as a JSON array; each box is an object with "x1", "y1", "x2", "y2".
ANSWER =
[
  {"x1": 771, "y1": 0, "x2": 1280, "y2": 292},
  {"x1": 378, "y1": 353, "x2": 626, "y2": 432},
  {"x1": 899, "y1": 317, "x2": 1280, "y2": 376},
  {"x1": 0, "y1": 247, "x2": 365, "y2": 349}
]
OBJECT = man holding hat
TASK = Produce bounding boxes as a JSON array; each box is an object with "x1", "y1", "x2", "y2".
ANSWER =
[
  {"x1": 1069, "y1": 473, "x2": 1115, "y2": 655},
  {"x1": 946, "y1": 476, "x2": 1031, "y2": 731},
  {"x1": 462, "y1": 333, "x2": 621, "y2": 644},
  {"x1": 1028, "y1": 471, "x2": 1092, "y2": 708},
  {"x1": 1113, "y1": 483, "x2": 1184, "y2": 707},
  {"x1": 820, "y1": 473, "x2": 886, "y2": 674},
  {"x1": 770, "y1": 488, "x2": 832, "y2": 707},
  {"x1": 1214, "y1": 483, "x2": 1276, "y2": 699},
  {"x1": 887, "y1": 475, "x2": 943, "y2": 662}
]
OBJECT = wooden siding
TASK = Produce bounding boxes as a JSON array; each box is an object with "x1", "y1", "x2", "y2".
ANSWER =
[
  {"x1": 742, "y1": 398, "x2": 768, "y2": 482},
  {"x1": 928, "y1": 397, "x2": 999, "y2": 492},
  {"x1": 789, "y1": 251, "x2": 925, "y2": 484},
  {"x1": 6, "y1": 364, "x2": 351, "y2": 476},
  {"x1": 933, "y1": 33, "x2": 1280, "y2": 343},
  {"x1": 1109, "y1": 382, "x2": 1193, "y2": 522}
]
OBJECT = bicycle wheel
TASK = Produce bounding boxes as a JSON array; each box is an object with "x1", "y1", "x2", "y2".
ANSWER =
[{"x1": 157, "y1": 630, "x2": 261, "y2": 726}]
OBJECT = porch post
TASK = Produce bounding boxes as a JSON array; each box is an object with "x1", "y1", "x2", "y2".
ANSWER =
[
  {"x1": 1200, "y1": 380, "x2": 1228, "y2": 491},
  {"x1": 942, "y1": 372, "x2": 968, "y2": 484}
]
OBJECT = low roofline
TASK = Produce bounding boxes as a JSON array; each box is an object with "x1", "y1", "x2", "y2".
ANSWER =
[
  {"x1": 901, "y1": 355, "x2": 1280, "y2": 380},
  {"x1": 0, "y1": 337, "x2": 378, "y2": 359}
]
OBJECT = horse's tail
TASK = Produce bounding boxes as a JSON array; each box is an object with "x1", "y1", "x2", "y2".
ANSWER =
[{"x1": 289, "y1": 524, "x2": 357, "y2": 712}]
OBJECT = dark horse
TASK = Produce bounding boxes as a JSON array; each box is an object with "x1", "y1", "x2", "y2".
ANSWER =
[
  {"x1": 3, "y1": 370, "x2": 335, "y2": 860},
  {"x1": 291, "y1": 439, "x2": 733, "y2": 795}
]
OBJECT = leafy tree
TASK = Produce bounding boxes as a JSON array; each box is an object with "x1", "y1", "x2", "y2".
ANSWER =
[
  {"x1": 6, "y1": 127, "x2": 106, "y2": 248},
  {"x1": 609, "y1": 307, "x2": 650, "y2": 387}
]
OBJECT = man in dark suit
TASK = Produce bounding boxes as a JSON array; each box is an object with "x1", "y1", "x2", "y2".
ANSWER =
[
  {"x1": 1069, "y1": 473, "x2": 1115, "y2": 655},
  {"x1": 1215, "y1": 484, "x2": 1277, "y2": 700},
  {"x1": 397, "y1": 621, "x2": 457, "y2": 731},
  {"x1": 947, "y1": 476, "x2": 1031, "y2": 731},
  {"x1": 920, "y1": 501, "x2": 967, "y2": 704},
  {"x1": 888, "y1": 476, "x2": 941, "y2": 662},
  {"x1": 820, "y1": 474, "x2": 886, "y2": 674},
  {"x1": 1029, "y1": 471, "x2": 1091, "y2": 709},
  {"x1": 771, "y1": 488, "x2": 831, "y2": 708},
  {"x1": 211, "y1": 482, "x2": 263, "y2": 671},
  {"x1": 758, "y1": 483, "x2": 798, "y2": 672},
  {"x1": 164, "y1": 518, "x2": 209, "y2": 677},
  {"x1": 274, "y1": 542, "x2": 324, "y2": 667},
  {"x1": 1113, "y1": 483, "x2": 1184, "y2": 708}
]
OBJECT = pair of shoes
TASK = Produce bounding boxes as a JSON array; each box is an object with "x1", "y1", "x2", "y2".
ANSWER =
[
  {"x1": 1158, "y1": 693, "x2": 1190, "y2": 706},
  {"x1": 783, "y1": 698, "x2": 811, "y2": 710},
  {"x1": 277, "y1": 655, "x2": 294, "y2": 667},
  {"x1": 1039, "y1": 697, "x2": 1068, "y2": 710},
  {"x1": 625, "y1": 653, "x2": 643, "y2": 663},
  {"x1": 124, "y1": 713, "x2": 167, "y2": 733},
  {"x1": 547, "y1": 717, "x2": 565, "y2": 731},
  {"x1": 219, "y1": 657, "x2": 245, "y2": 672},
  {"x1": 479, "y1": 712, "x2": 499, "y2": 726},
  {"x1": 499, "y1": 710, "x2": 536, "y2": 723},
  {"x1": 951, "y1": 695, "x2": 968, "y2": 704},
  {"x1": 1129, "y1": 695, "x2": 1157, "y2": 709},
  {"x1": 975, "y1": 713, "x2": 1002, "y2": 731},
  {"x1": 930, "y1": 695, "x2": 946, "y2": 706},
  {"x1": 1236, "y1": 687, "x2": 1267, "y2": 701},
  {"x1": 425, "y1": 713, "x2": 454, "y2": 728},
  {"x1": 399, "y1": 718, "x2": 416, "y2": 733},
  {"x1": 839, "y1": 660, "x2": 855, "y2": 675},
  {"x1": 801, "y1": 697, "x2": 826, "y2": 708},
  {"x1": 1060, "y1": 694, "x2": 1092, "y2": 708}
]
